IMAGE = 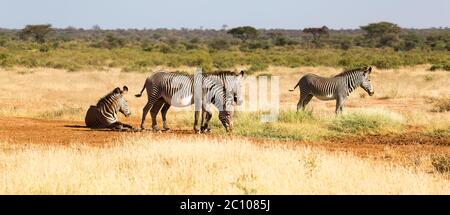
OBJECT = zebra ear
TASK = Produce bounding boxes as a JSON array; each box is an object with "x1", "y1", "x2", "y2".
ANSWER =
[
  {"x1": 113, "y1": 87, "x2": 121, "y2": 94},
  {"x1": 122, "y1": 86, "x2": 129, "y2": 93},
  {"x1": 240, "y1": 70, "x2": 244, "y2": 76}
]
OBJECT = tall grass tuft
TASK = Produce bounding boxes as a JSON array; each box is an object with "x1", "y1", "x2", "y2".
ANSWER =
[
  {"x1": 330, "y1": 108, "x2": 404, "y2": 134},
  {"x1": 278, "y1": 110, "x2": 315, "y2": 123}
]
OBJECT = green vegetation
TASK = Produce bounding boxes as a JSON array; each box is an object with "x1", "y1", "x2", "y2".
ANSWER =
[
  {"x1": 430, "y1": 63, "x2": 450, "y2": 71},
  {"x1": 329, "y1": 109, "x2": 404, "y2": 134},
  {"x1": 0, "y1": 22, "x2": 449, "y2": 71},
  {"x1": 209, "y1": 111, "x2": 330, "y2": 141},
  {"x1": 200, "y1": 109, "x2": 407, "y2": 140}
]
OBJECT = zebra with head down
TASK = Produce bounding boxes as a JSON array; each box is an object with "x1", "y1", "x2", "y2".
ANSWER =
[
  {"x1": 135, "y1": 70, "x2": 244, "y2": 133},
  {"x1": 85, "y1": 86, "x2": 134, "y2": 130}
]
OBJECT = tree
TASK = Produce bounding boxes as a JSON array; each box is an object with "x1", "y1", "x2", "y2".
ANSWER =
[
  {"x1": 105, "y1": 34, "x2": 125, "y2": 49},
  {"x1": 19, "y1": 24, "x2": 53, "y2": 43},
  {"x1": 227, "y1": 26, "x2": 259, "y2": 42},
  {"x1": 208, "y1": 38, "x2": 230, "y2": 50},
  {"x1": 267, "y1": 32, "x2": 294, "y2": 46},
  {"x1": 221, "y1": 24, "x2": 228, "y2": 31},
  {"x1": 303, "y1": 26, "x2": 329, "y2": 47},
  {"x1": 92, "y1": 25, "x2": 101, "y2": 31},
  {"x1": 399, "y1": 32, "x2": 423, "y2": 51},
  {"x1": 360, "y1": 22, "x2": 401, "y2": 48}
]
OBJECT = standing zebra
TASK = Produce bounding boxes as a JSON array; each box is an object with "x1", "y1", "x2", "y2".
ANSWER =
[
  {"x1": 135, "y1": 71, "x2": 244, "y2": 132},
  {"x1": 85, "y1": 86, "x2": 133, "y2": 130},
  {"x1": 289, "y1": 67, "x2": 374, "y2": 114}
]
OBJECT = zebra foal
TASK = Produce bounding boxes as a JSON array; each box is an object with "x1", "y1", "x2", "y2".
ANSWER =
[{"x1": 85, "y1": 86, "x2": 134, "y2": 130}]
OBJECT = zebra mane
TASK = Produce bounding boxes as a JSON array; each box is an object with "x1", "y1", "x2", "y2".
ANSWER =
[
  {"x1": 167, "y1": 70, "x2": 239, "y2": 76},
  {"x1": 334, "y1": 67, "x2": 367, "y2": 77},
  {"x1": 202, "y1": 70, "x2": 240, "y2": 76},
  {"x1": 170, "y1": 70, "x2": 191, "y2": 76},
  {"x1": 96, "y1": 88, "x2": 120, "y2": 106}
]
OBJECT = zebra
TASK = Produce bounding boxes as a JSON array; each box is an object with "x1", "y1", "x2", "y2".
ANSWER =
[
  {"x1": 85, "y1": 86, "x2": 134, "y2": 130},
  {"x1": 289, "y1": 67, "x2": 374, "y2": 114},
  {"x1": 135, "y1": 70, "x2": 244, "y2": 133}
]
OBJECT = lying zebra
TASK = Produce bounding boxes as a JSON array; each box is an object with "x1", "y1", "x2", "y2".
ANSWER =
[
  {"x1": 135, "y1": 71, "x2": 244, "y2": 133},
  {"x1": 290, "y1": 67, "x2": 374, "y2": 114},
  {"x1": 85, "y1": 86, "x2": 134, "y2": 130}
]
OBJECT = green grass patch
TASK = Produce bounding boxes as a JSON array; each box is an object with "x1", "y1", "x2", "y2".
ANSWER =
[
  {"x1": 228, "y1": 111, "x2": 329, "y2": 141},
  {"x1": 329, "y1": 109, "x2": 404, "y2": 134},
  {"x1": 278, "y1": 110, "x2": 315, "y2": 123}
]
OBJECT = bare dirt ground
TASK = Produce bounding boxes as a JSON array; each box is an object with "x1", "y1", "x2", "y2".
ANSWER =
[{"x1": 1, "y1": 117, "x2": 448, "y2": 164}]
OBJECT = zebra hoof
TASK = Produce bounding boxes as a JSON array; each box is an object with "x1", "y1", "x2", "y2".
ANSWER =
[
  {"x1": 201, "y1": 129, "x2": 211, "y2": 134},
  {"x1": 162, "y1": 128, "x2": 171, "y2": 132}
]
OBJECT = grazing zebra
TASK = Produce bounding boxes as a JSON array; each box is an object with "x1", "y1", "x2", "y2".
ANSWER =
[
  {"x1": 85, "y1": 86, "x2": 133, "y2": 130},
  {"x1": 135, "y1": 71, "x2": 244, "y2": 132},
  {"x1": 289, "y1": 67, "x2": 374, "y2": 114}
]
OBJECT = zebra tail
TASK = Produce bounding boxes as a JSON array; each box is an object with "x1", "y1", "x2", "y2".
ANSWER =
[
  {"x1": 135, "y1": 82, "x2": 146, "y2": 97},
  {"x1": 289, "y1": 82, "x2": 299, "y2": 91}
]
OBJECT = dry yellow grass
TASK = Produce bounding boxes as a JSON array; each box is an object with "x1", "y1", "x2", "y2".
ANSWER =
[
  {"x1": 0, "y1": 66, "x2": 448, "y2": 194},
  {"x1": 1, "y1": 135, "x2": 449, "y2": 195}
]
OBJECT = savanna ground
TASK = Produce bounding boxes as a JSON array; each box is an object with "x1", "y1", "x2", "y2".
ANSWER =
[{"x1": 0, "y1": 65, "x2": 449, "y2": 194}]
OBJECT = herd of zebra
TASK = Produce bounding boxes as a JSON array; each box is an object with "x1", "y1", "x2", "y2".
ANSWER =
[{"x1": 84, "y1": 66, "x2": 374, "y2": 132}]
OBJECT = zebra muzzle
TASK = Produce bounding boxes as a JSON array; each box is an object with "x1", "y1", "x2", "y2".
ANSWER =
[{"x1": 220, "y1": 111, "x2": 233, "y2": 132}]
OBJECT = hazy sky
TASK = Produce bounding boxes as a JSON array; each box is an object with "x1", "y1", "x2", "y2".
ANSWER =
[{"x1": 1, "y1": 0, "x2": 449, "y2": 29}]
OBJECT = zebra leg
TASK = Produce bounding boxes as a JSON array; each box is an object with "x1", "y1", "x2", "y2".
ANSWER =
[
  {"x1": 302, "y1": 94, "x2": 313, "y2": 110},
  {"x1": 201, "y1": 110, "x2": 212, "y2": 133},
  {"x1": 194, "y1": 110, "x2": 201, "y2": 133},
  {"x1": 298, "y1": 94, "x2": 313, "y2": 111},
  {"x1": 109, "y1": 122, "x2": 130, "y2": 131},
  {"x1": 161, "y1": 103, "x2": 171, "y2": 131},
  {"x1": 150, "y1": 98, "x2": 165, "y2": 131},
  {"x1": 141, "y1": 98, "x2": 158, "y2": 130},
  {"x1": 335, "y1": 97, "x2": 345, "y2": 114}
]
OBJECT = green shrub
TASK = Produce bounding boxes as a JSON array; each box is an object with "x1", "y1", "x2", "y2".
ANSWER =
[
  {"x1": 0, "y1": 53, "x2": 9, "y2": 66},
  {"x1": 208, "y1": 39, "x2": 230, "y2": 51},
  {"x1": 278, "y1": 110, "x2": 315, "y2": 123},
  {"x1": 430, "y1": 63, "x2": 450, "y2": 71},
  {"x1": 330, "y1": 109, "x2": 404, "y2": 134}
]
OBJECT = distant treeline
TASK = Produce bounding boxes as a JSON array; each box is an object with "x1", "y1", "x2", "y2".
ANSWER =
[{"x1": 0, "y1": 22, "x2": 449, "y2": 71}]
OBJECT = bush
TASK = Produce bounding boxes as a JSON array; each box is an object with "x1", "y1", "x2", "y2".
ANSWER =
[
  {"x1": 430, "y1": 63, "x2": 450, "y2": 71},
  {"x1": 431, "y1": 155, "x2": 450, "y2": 173},
  {"x1": 208, "y1": 39, "x2": 230, "y2": 51},
  {"x1": 243, "y1": 40, "x2": 272, "y2": 50},
  {"x1": 330, "y1": 109, "x2": 404, "y2": 134},
  {"x1": 278, "y1": 110, "x2": 315, "y2": 123},
  {"x1": 428, "y1": 97, "x2": 450, "y2": 112},
  {"x1": 248, "y1": 62, "x2": 269, "y2": 74},
  {"x1": 0, "y1": 53, "x2": 9, "y2": 66},
  {"x1": 187, "y1": 50, "x2": 213, "y2": 72}
]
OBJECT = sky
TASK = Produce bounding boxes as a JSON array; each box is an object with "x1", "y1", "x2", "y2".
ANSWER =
[{"x1": 1, "y1": 0, "x2": 449, "y2": 29}]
